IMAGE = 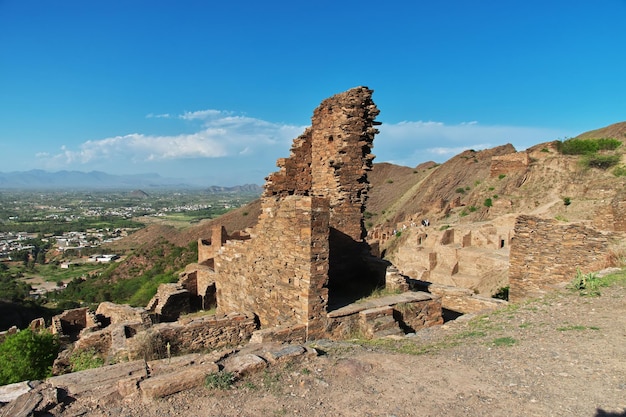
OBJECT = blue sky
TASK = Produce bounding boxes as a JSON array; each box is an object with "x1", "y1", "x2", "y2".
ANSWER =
[{"x1": 1, "y1": 1, "x2": 625, "y2": 186}]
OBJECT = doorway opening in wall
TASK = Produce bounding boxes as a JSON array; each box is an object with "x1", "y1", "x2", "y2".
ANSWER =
[
  {"x1": 326, "y1": 228, "x2": 385, "y2": 311},
  {"x1": 442, "y1": 308, "x2": 464, "y2": 323}
]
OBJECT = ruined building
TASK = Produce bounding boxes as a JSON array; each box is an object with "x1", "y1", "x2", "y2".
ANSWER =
[
  {"x1": 50, "y1": 88, "x2": 442, "y2": 366},
  {"x1": 188, "y1": 86, "x2": 442, "y2": 341}
]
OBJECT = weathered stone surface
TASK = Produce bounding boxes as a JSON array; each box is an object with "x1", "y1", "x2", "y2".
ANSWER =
[
  {"x1": 139, "y1": 362, "x2": 218, "y2": 400},
  {"x1": 48, "y1": 360, "x2": 147, "y2": 399},
  {"x1": 412, "y1": 281, "x2": 506, "y2": 314},
  {"x1": 509, "y1": 215, "x2": 611, "y2": 302},
  {"x1": 324, "y1": 291, "x2": 442, "y2": 339},
  {"x1": 359, "y1": 306, "x2": 403, "y2": 338},
  {"x1": 126, "y1": 313, "x2": 256, "y2": 359},
  {"x1": 265, "y1": 345, "x2": 306, "y2": 363},
  {"x1": 223, "y1": 354, "x2": 267, "y2": 376},
  {"x1": 249, "y1": 324, "x2": 307, "y2": 344},
  {"x1": 0, "y1": 381, "x2": 33, "y2": 404},
  {"x1": 146, "y1": 283, "x2": 191, "y2": 322},
  {"x1": 0, "y1": 384, "x2": 64, "y2": 417},
  {"x1": 0, "y1": 390, "x2": 42, "y2": 417},
  {"x1": 50, "y1": 307, "x2": 98, "y2": 340},
  {"x1": 96, "y1": 302, "x2": 150, "y2": 326}
]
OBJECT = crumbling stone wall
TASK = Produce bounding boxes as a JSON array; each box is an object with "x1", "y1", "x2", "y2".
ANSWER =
[
  {"x1": 215, "y1": 195, "x2": 330, "y2": 336},
  {"x1": 50, "y1": 307, "x2": 97, "y2": 340},
  {"x1": 490, "y1": 152, "x2": 530, "y2": 178},
  {"x1": 214, "y1": 87, "x2": 381, "y2": 339},
  {"x1": 198, "y1": 227, "x2": 250, "y2": 264},
  {"x1": 509, "y1": 215, "x2": 610, "y2": 302},
  {"x1": 127, "y1": 313, "x2": 257, "y2": 359}
]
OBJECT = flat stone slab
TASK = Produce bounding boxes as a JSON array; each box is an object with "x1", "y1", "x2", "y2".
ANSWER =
[
  {"x1": 328, "y1": 291, "x2": 435, "y2": 318},
  {"x1": 140, "y1": 362, "x2": 219, "y2": 400},
  {"x1": 47, "y1": 359, "x2": 147, "y2": 399},
  {"x1": 0, "y1": 381, "x2": 34, "y2": 403},
  {"x1": 223, "y1": 354, "x2": 267, "y2": 376},
  {"x1": 265, "y1": 345, "x2": 306, "y2": 363}
]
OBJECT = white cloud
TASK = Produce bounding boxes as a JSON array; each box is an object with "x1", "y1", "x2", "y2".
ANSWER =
[
  {"x1": 34, "y1": 110, "x2": 573, "y2": 181},
  {"x1": 375, "y1": 120, "x2": 570, "y2": 167},
  {"x1": 37, "y1": 111, "x2": 305, "y2": 171},
  {"x1": 179, "y1": 109, "x2": 225, "y2": 121},
  {"x1": 146, "y1": 113, "x2": 171, "y2": 119}
]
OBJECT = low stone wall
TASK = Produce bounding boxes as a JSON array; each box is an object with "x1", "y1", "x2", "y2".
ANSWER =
[
  {"x1": 126, "y1": 313, "x2": 257, "y2": 359},
  {"x1": 412, "y1": 281, "x2": 506, "y2": 314},
  {"x1": 509, "y1": 215, "x2": 610, "y2": 302},
  {"x1": 96, "y1": 302, "x2": 150, "y2": 326},
  {"x1": 325, "y1": 292, "x2": 442, "y2": 339}
]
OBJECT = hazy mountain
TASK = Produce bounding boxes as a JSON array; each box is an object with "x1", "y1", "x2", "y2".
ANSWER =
[
  {"x1": 205, "y1": 184, "x2": 263, "y2": 194},
  {"x1": 0, "y1": 170, "x2": 220, "y2": 189}
]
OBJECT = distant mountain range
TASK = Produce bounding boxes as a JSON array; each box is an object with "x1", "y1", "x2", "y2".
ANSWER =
[
  {"x1": 0, "y1": 170, "x2": 262, "y2": 192},
  {"x1": 205, "y1": 184, "x2": 263, "y2": 194}
]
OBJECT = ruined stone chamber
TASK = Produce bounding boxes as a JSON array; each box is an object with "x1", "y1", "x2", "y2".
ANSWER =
[{"x1": 209, "y1": 86, "x2": 443, "y2": 340}]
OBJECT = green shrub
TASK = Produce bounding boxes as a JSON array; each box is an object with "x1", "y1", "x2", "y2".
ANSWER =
[
  {"x1": 69, "y1": 348, "x2": 105, "y2": 372},
  {"x1": 582, "y1": 154, "x2": 621, "y2": 170},
  {"x1": 468, "y1": 206, "x2": 477, "y2": 212},
  {"x1": 568, "y1": 268, "x2": 607, "y2": 296},
  {"x1": 205, "y1": 371, "x2": 235, "y2": 390},
  {"x1": 562, "y1": 197, "x2": 571, "y2": 206},
  {"x1": 613, "y1": 165, "x2": 626, "y2": 177},
  {"x1": 492, "y1": 286, "x2": 509, "y2": 301},
  {"x1": 0, "y1": 329, "x2": 59, "y2": 385},
  {"x1": 484, "y1": 198, "x2": 493, "y2": 207},
  {"x1": 498, "y1": 174, "x2": 506, "y2": 180},
  {"x1": 455, "y1": 188, "x2": 465, "y2": 194},
  {"x1": 558, "y1": 137, "x2": 621, "y2": 155}
]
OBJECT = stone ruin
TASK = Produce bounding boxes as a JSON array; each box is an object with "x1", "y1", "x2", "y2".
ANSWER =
[
  {"x1": 190, "y1": 86, "x2": 442, "y2": 341},
  {"x1": 44, "y1": 87, "x2": 443, "y2": 368}
]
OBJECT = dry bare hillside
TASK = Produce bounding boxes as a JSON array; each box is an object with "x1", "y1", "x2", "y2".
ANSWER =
[{"x1": 372, "y1": 122, "x2": 626, "y2": 230}]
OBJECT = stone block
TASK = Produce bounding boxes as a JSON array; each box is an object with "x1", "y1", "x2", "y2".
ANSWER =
[
  {"x1": 139, "y1": 362, "x2": 219, "y2": 400},
  {"x1": 223, "y1": 354, "x2": 267, "y2": 376}
]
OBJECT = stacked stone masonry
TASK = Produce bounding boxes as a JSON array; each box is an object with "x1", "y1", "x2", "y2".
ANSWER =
[
  {"x1": 212, "y1": 87, "x2": 414, "y2": 340},
  {"x1": 509, "y1": 215, "x2": 610, "y2": 302}
]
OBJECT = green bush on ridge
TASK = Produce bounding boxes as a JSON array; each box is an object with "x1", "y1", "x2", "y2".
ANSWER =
[{"x1": 0, "y1": 329, "x2": 59, "y2": 385}]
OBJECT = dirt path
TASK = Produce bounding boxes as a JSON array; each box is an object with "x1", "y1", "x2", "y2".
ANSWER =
[{"x1": 63, "y1": 281, "x2": 626, "y2": 417}]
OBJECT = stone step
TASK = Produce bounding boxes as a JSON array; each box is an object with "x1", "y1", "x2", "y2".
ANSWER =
[{"x1": 358, "y1": 306, "x2": 404, "y2": 338}]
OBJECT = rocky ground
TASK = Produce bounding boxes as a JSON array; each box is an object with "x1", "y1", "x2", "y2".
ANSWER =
[{"x1": 47, "y1": 277, "x2": 626, "y2": 417}]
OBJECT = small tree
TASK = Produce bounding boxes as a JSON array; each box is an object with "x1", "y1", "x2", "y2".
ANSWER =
[{"x1": 0, "y1": 329, "x2": 59, "y2": 385}]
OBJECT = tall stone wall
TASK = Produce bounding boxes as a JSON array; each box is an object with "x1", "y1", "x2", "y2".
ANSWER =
[
  {"x1": 265, "y1": 87, "x2": 379, "y2": 241},
  {"x1": 215, "y1": 196, "x2": 330, "y2": 333},
  {"x1": 214, "y1": 87, "x2": 381, "y2": 339},
  {"x1": 509, "y1": 215, "x2": 610, "y2": 302}
]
